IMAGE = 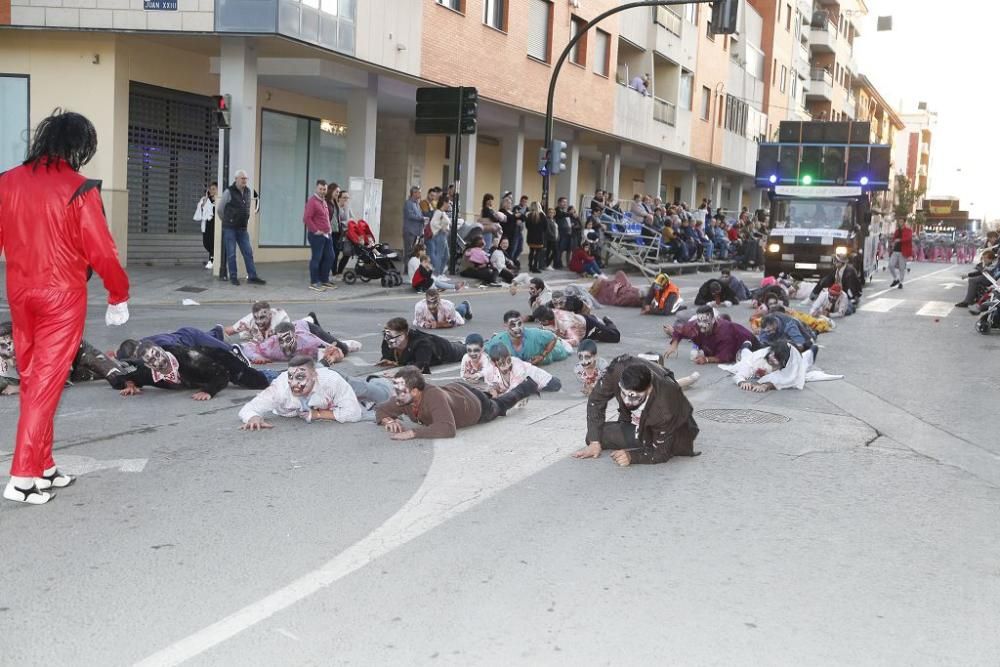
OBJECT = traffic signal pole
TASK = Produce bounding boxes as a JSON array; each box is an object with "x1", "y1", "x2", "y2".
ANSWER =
[{"x1": 541, "y1": 0, "x2": 718, "y2": 211}]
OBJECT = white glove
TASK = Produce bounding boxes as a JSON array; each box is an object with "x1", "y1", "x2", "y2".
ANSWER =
[
  {"x1": 106, "y1": 301, "x2": 130, "y2": 327},
  {"x1": 722, "y1": 300, "x2": 733, "y2": 307}
]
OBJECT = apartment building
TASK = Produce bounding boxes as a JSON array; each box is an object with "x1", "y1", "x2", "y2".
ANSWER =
[
  {"x1": 898, "y1": 104, "x2": 936, "y2": 196},
  {"x1": 804, "y1": 0, "x2": 865, "y2": 122},
  {"x1": 751, "y1": 0, "x2": 813, "y2": 137},
  {"x1": 0, "y1": 0, "x2": 773, "y2": 267}
]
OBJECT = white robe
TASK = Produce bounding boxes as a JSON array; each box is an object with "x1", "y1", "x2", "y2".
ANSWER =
[{"x1": 719, "y1": 346, "x2": 842, "y2": 391}]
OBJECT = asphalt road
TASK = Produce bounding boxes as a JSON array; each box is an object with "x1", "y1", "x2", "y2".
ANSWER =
[{"x1": 1, "y1": 262, "x2": 998, "y2": 666}]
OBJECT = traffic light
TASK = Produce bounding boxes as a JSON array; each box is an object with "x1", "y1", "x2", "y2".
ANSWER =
[
  {"x1": 213, "y1": 94, "x2": 232, "y2": 130},
  {"x1": 537, "y1": 147, "x2": 550, "y2": 176},
  {"x1": 415, "y1": 87, "x2": 478, "y2": 135},
  {"x1": 709, "y1": 0, "x2": 739, "y2": 35},
  {"x1": 549, "y1": 139, "x2": 567, "y2": 175}
]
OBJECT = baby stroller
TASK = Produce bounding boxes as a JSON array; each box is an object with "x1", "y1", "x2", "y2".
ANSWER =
[
  {"x1": 340, "y1": 219, "x2": 403, "y2": 287},
  {"x1": 975, "y1": 271, "x2": 1000, "y2": 335}
]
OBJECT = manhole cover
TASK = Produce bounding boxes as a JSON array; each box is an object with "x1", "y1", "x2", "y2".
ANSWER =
[
  {"x1": 696, "y1": 409, "x2": 790, "y2": 424},
  {"x1": 175, "y1": 286, "x2": 208, "y2": 294}
]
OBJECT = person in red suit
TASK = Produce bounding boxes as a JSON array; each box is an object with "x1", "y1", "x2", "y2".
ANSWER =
[
  {"x1": 0, "y1": 110, "x2": 130, "y2": 504},
  {"x1": 889, "y1": 219, "x2": 913, "y2": 289}
]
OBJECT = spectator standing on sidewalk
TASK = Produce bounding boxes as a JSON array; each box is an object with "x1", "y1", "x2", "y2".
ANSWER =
[
  {"x1": 193, "y1": 182, "x2": 217, "y2": 270},
  {"x1": 303, "y1": 179, "x2": 335, "y2": 293},
  {"x1": 324, "y1": 182, "x2": 342, "y2": 277},
  {"x1": 218, "y1": 169, "x2": 266, "y2": 286},
  {"x1": 553, "y1": 197, "x2": 573, "y2": 269},
  {"x1": 403, "y1": 186, "x2": 425, "y2": 272},
  {"x1": 889, "y1": 219, "x2": 913, "y2": 289}
]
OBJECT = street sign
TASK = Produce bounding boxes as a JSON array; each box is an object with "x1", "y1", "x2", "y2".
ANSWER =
[
  {"x1": 415, "y1": 117, "x2": 477, "y2": 135},
  {"x1": 415, "y1": 86, "x2": 478, "y2": 136}
]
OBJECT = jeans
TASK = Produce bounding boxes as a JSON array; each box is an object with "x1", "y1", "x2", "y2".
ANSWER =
[
  {"x1": 557, "y1": 234, "x2": 572, "y2": 268},
  {"x1": 581, "y1": 259, "x2": 602, "y2": 276},
  {"x1": 511, "y1": 232, "x2": 524, "y2": 267},
  {"x1": 222, "y1": 227, "x2": 259, "y2": 280},
  {"x1": 456, "y1": 301, "x2": 471, "y2": 319},
  {"x1": 308, "y1": 233, "x2": 335, "y2": 285},
  {"x1": 329, "y1": 233, "x2": 341, "y2": 278},
  {"x1": 481, "y1": 232, "x2": 493, "y2": 252},
  {"x1": 428, "y1": 233, "x2": 448, "y2": 275},
  {"x1": 144, "y1": 327, "x2": 232, "y2": 353}
]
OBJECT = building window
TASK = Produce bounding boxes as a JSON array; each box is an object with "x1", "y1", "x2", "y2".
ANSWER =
[
  {"x1": 724, "y1": 95, "x2": 748, "y2": 136},
  {"x1": 680, "y1": 71, "x2": 694, "y2": 110},
  {"x1": 436, "y1": 0, "x2": 463, "y2": 12},
  {"x1": 777, "y1": 2, "x2": 781, "y2": 23},
  {"x1": 0, "y1": 76, "x2": 29, "y2": 172},
  {"x1": 706, "y1": 18, "x2": 715, "y2": 41},
  {"x1": 483, "y1": 0, "x2": 506, "y2": 31},
  {"x1": 570, "y1": 15, "x2": 588, "y2": 66},
  {"x1": 593, "y1": 29, "x2": 610, "y2": 76},
  {"x1": 786, "y1": 4, "x2": 792, "y2": 30},
  {"x1": 527, "y1": 0, "x2": 552, "y2": 63},
  {"x1": 700, "y1": 86, "x2": 711, "y2": 121},
  {"x1": 259, "y1": 109, "x2": 347, "y2": 247},
  {"x1": 780, "y1": 65, "x2": 787, "y2": 93},
  {"x1": 683, "y1": 3, "x2": 697, "y2": 24}
]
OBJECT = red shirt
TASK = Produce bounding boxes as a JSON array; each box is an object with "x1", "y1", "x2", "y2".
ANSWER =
[
  {"x1": 0, "y1": 159, "x2": 129, "y2": 304},
  {"x1": 893, "y1": 227, "x2": 913, "y2": 258},
  {"x1": 302, "y1": 195, "x2": 331, "y2": 234}
]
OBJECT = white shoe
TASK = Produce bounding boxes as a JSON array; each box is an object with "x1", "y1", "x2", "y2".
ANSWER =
[
  {"x1": 3, "y1": 480, "x2": 52, "y2": 505},
  {"x1": 344, "y1": 339, "x2": 363, "y2": 353},
  {"x1": 205, "y1": 260, "x2": 213, "y2": 270},
  {"x1": 35, "y1": 468, "x2": 75, "y2": 490}
]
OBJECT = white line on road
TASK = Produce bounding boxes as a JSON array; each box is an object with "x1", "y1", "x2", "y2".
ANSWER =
[
  {"x1": 134, "y1": 405, "x2": 580, "y2": 667},
  {"x1": 0, "y1": 455, "x2": 149, "y2": 475},
  {"x1": 859, "y1": 298, "x2": 904, "y2": 313},
  {"x1": 864, "y1": 266, "x2": 955, "y2": 300},
  {"x1": 916, "y1": 301, "x2": 954, "y2": 318}
]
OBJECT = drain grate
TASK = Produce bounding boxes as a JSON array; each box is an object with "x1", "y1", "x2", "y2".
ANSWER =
[
  {"x1": 175, "y1": 285, "x2": 208, "y2": 293},
  {"x1": 697, "y1": 409, "x2": 790, "y2": 424}
]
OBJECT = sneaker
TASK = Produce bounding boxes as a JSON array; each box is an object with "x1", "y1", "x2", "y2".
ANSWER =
[
  {"x1": 231, "y1": 345, "x2": 252, "y2": 367},
  {"x1": 3, "y1": 480, "x2": 52, "y2": 505},
  {"x1": 461, "y1": 300, "x2": 473, "y2": 321},
  {"x1": 889, "y1": 280, "x2": 898, "y2": 287},
  {"x1": 307, "y1": 311, "x2": 321, "y2": 327},
  {"x1": 247, "y1": 277, "x2": 267, "y2": 285},
  {"x1": 230, "y1": 278, "x2": 241, "y2": 286},
  {"x1": 321, "y1": 282, "x2": 338, "y2": 289},
  {"x1": 955, "y1": 301, "x2": 970, "y2": 308},
  {"x1": 897, "y1": 283, "x2": 903, "y2": 289},
  {"x1": 488, "y1": 282, "x2": 503, "y2": 287},
  {"x1": 308, "y1": 283, "x2": 326, "y2": 292},
  {"x1": 205, "y1": 260, "x2": 213, "y2": 270},
  {"x1": 344, "y1": 339, "x2": 363, "y2": 353},
  {"x1": 35, "y1": 468, "x2": 75, "y2": 490}
]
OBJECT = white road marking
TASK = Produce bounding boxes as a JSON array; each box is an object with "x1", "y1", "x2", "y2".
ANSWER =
[
  {"x1": 134, "y1": 404, "x2": 581, "y2": 667},
  {"x1": 0, "y1": 455, "x2": 148, "y2": 475},
  {"x1": 859, "y1": 298, "x2": 904, "y2": 313},
  {"x1": 938, "y1": 282, "x2": 964, "y2": 290},
  {"x1": 274, "y1": 629, "x2": 299, "y2": 641},
  {"x1": 865, "y1": 265, "x2": 955, "y2": 299},
  {"x1": 916, "y1": 301, "x2": 954, "y2": 318}
]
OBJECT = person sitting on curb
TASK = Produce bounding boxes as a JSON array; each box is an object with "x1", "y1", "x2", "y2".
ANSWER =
[
  {"x1": 374, "y1": 366, "x2": 538, "y2": 440},
  {"x1": 377, "y1": 317, "x2": 464, "y2": 374},
  {"x1": 487, "y1": 310, "x2": 571, "y2": 366},
  {"x1": 572, "y1": 355, "x2": 701, "y2": 467},
  {"x1": 413, "y1": 288, "x2": 472, "y2": 329},
  {"x1": 238, "y1": 355, "x2": 363, "y2": 430}
]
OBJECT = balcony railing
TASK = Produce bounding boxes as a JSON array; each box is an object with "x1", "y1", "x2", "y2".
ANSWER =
[
  {"x1": 810, "y1": 68, "x2": 834, "y2": 85},
  {"x1": 653, "y1": 5, "x2": 682, "y2": 36},
  {"x1": 653, "y1": 97, "x2": 677, "y2": 126}
]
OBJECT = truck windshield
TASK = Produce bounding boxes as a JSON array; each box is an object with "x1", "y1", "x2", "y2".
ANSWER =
[{"x1": 773, "y1": 199, "x2": 855, "y2": 232}]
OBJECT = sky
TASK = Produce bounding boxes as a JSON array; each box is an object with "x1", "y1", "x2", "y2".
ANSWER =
[{"x1": 854, "y1": 0, "x2": 999, "y2": 221}]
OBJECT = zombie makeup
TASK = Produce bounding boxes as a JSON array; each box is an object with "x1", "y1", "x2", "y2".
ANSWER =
[
  {"x1": 465, "y1": 343, "x2": 484, "y2": 361},
  {"x1": 0, "y1": 334, "x2": 14, "y2": 361},
  {"x1": 321, "y1": 346, "x2": 345, "y2": 365},
  {"x1": 695, "y1": 312, "x2": 715, "y2": 333},
  {"x1": 618, "y1": 385, "x2": 650, "y2": 410},
  {"x1": 506, "y1": 317, "x2": 524, "y2": 338},
  {"x1": 392, "y1": 377, "x2": 413, "y2": 405},
  {"x1": 287, "y1": 365, "x2": 316, "y2": 397},
  {"x1": 141, "y1": 346, "x2": 172, "y2": 375},
  {"x1": 765, "y1": 298, "x2": 782, "y2": 313},
  {"x1": 277, "y1": 329, "x2": 297, "y2": 357},
  {"x1": 765, "y1": 351, "x2": 782, "y2": 371},
  {"x1": 495, "y1": 356, "x2": 513, "y2": 373},
  {"x1": 528, "y1": 285, "x2": 541, "y2": 299},
  {"x1": 577, "y1": 350, "x2": 597, "y2": 369},
  {"x1": 384, "y1": 329, "x2": 406, "y2": 350},
  {"x1": 425, "y1": 293, "x2": 440, "y2": 311},
  {"x1": 253, "y1": 309, "x2": 272, "y2": 333}
]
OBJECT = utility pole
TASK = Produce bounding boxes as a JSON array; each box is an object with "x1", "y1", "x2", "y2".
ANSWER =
[{"x1": 541, "y1": 0, "x2": 724, "y2": 210}]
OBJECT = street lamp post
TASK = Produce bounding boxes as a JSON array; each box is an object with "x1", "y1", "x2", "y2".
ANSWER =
[{"x1": 541, "y1": 0, "x2": 717, "y2": 211}]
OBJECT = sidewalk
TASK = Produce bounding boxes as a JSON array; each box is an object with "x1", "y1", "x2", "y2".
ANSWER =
[{"x1": 0, "y1": 262, "x2": 595, "y2": 307}]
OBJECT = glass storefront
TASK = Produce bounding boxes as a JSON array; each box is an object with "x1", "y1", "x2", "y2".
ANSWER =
[
  {"x1": 0, "y1": 76, "x2": 29, "y2": 171},
  {"x1": 259, "y1": 109, "x2": 347, "y2": 247}
]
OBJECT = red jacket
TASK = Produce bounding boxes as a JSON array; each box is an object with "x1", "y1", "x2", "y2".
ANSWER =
[
  {"x1": 569, "y1": 247, "x2": 594, "y2": 273},
  {"x1": 347, "y1": 219, "x2": 375, "y2": 246},
  {"x1": 302, "y1": 194, "x2": 331, "y2": 235},
  {"x1": 893, "y1": 226, "x2": 913, "y2": 258},
  {"x1": 0, "y1": 159, "x2": 129, "y2": 304}
]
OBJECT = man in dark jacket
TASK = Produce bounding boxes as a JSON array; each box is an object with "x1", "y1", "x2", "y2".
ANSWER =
[
  {"x1": 573, "y1": 355, "x2": 700, "y2": 466},
  {"x1": 217, "y1": 169, "x2": 266, "y2": 286},
  {"x1": 809, "y1": 255, "x2": 862, "y2": 304},
  {"x1": 694, "y1": 278, "x2": 740, "y2": 306},
  {"x1": 377, "y1": 317, "x2": 464, "y2": 374}
]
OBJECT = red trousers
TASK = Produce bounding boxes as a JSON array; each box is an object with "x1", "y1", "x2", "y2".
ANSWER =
[{"x1": 8, "y1": 287, "x2": 87, "y2": 477}]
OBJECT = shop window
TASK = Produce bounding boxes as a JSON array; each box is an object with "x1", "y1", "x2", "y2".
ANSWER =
[{"x1": 0, "y1": 76, "x2": 29, "y2": 171}]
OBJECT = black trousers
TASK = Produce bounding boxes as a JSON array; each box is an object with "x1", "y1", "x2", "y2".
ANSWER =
[
  {"x1": 462, "y1": 378, "x2": 538, "y2": 424},
  {"x1": 202, "y1": 224, "x2": 214, "y2": 261},
  {"x1": 596, "y1": 422, "x2": 639, "y2": 450},
  {"x1": 307, "y1": 322, "x2": 348, "y2": 354},
  {"x1": 583, "y1": 314, "x2": 620, "y2": 343},
  {"x1": 528, "y1": 246, "x2": 544, "y2": 272}
]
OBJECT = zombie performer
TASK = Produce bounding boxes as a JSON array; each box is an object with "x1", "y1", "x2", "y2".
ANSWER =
[
  {"x1": 0, "y1": 111, "x2": 130, "y2": 504},
  {"x1": 238, "y1": 356, "x2": 364, "y2": 430},
  {"x1": 757, "y1": 313, "x2": 817, "y2": 357},
  {"x1": 641, "y1": 273, "x2": 685, "y2": 316},
  {"x1": 413, "y1": 288, "x2": 472, "y2": 329},
  {"x1": 572, "y1": 356, "x2": 700, "y2": 467},
  {"x1": 377, "y1": 317, "x2": 465, "y2": 374},
  {"x1": 719, "y1": 267, "x2": 751, "y2": 302},
  {"x1": 809, "y1": 283, "x2": 854, "y2": 319},
  {"x1": 664, "y1": 306, "x2": 758, "y2": 365},
  {"x1": 484, "y1": 345, "x2": 561, "y2": 395},
  {"x1": 487, "y1": 310, "x2": 572, "y2": 366},
  {"x1": 224, "y1": 301, "x2": 290, "y2": 342},
  {"x1": 331, "y1": 370, "x2": 394, "y2": 422},
  {"x1": 810, "y1": 255, "x2": 863, "y2": 303},
  {"x1": 111, "y1": 340, "x2": 272, "y2": 399},
  {"x1": 522, "y1": 278, "x2": 553, "y2": 321},
  {"x1": 460, "y1": 333, "x2": 493, "y2": 384},
  {"x1": 694, "y1": 278, "x2": 739, "y2": 307},
  {"x1": 240, "y1": 318, "x2": 354, "y2": 365},
  {"x1": 374, "y1": 366, "x2": 538, "y2": 440},
  {"x1": 749, "y1": 294, "x2": 834, "y2": 336},
  {"x1": 720, "y1": 338, "x2": 842, "y2": 392},
  {"x1": 575, "y1": 339, "x2": 699, "y2": 396},
  {"x1": 0, "y1": 321, "x2": 18, "y2": 396},
  {"x1": 532, "y1": 306, "x2": 621, "y2": 346}
]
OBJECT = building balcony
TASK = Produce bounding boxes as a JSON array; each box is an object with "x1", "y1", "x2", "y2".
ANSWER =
[
  {"x1": 653, "y1": 97, "x2": 677, "y2": 126},
  {"x1": 794, "y1": 44, "x2": 811, "y2": 77},
  {"x1": 809, "y1": 20, "x2": 838, "y2": 53},
  {"x1": 613, "y1": 84, "x2": 690, "y2": 156},
  {"x1": 619, "y1": 4, "x2": 650, "y2": 50},
  {"x1": 653, "y1": 5, "x2": 682, "y2": 37},
  {"x1": 797, "y1": 0, "x2": 813, "y2": 19},
  {"x1": 844, "y1": 92, "x2": 857, "y2": 119},
  {"x1": 806, "y1": 68, "x2": 834, "y2": 102}
]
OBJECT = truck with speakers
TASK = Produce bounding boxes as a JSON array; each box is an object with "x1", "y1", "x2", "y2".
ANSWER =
[{"x1": 754, "y1": 121, "x2": 892, "y2": 279}]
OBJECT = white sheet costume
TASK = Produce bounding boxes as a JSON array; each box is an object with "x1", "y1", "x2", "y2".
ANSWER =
[
  {"x1": 719, "y1": 346, "x2": 842, "y2": 390},
  {"x1": 238, "y1": 367, "x2": 364, "y2": 423}
]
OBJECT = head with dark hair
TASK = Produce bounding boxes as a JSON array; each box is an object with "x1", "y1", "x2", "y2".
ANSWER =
[
  {"x1": 618, "y1": 362, "x2": 653, "y2": 409},
  {"x1": 436, "y1": 194, "x2": 451, "y2": 211},
  {"x1": 760, "y1": 313, "x2": 782, "y2": 338},
  {"x1": 287, "y1": 355, "x2": 318, "y2": 396},
  {"x1": 24, "y1": 109, "x2": 98, "y2": 171},
  {"x1": 0, "y1": 321, "x2": 14, "y2": 361},
  {"x1": 482, "y1": 193, "x2": 495, "y2": 209},
  {"x1": 709, "y1": 281, "x2": 722, "y2": 296},
  {"x1": 136, "y1": 341, "x2": 172, "y2": 375},
  {"x1": 532, "y1": 306, "x2": 555, "y2": 325},
  {"x1": 252, "y1": 301, "x2": 273, "y2": 331},
  {"x1": 273, "y1": 321, "x2": 297, "y2": 357},
  {"x1": 577, "y1": 338, "x2": 599, "y2": 369},
  {"x1": 116, "y1": 338, "x2": 140, "y2": 360},
  {"x1": 392, "y1": 366, "x2": 425, "y2": 406},
  {"x1": 503, "y1": 310, "x2": 524, "y2": 338},
  {"x1": 765, "y1": 338, "x2": 792, "y2": 371},
  {"x1": 487, "y1": 343, "x2": 512, "y2": 365},
  {"x1": 384, "y1": 317, "x2": 410, "y2": 350},
  {"x1": 694, "y1": 305, "x2": 717, "y2": 333},
  {"x1": 528, "y1": 277, "x2": 546, "y2": 299},
  {"x1": 465, "y1": 333, "x2": 485, "y2": 360}
]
